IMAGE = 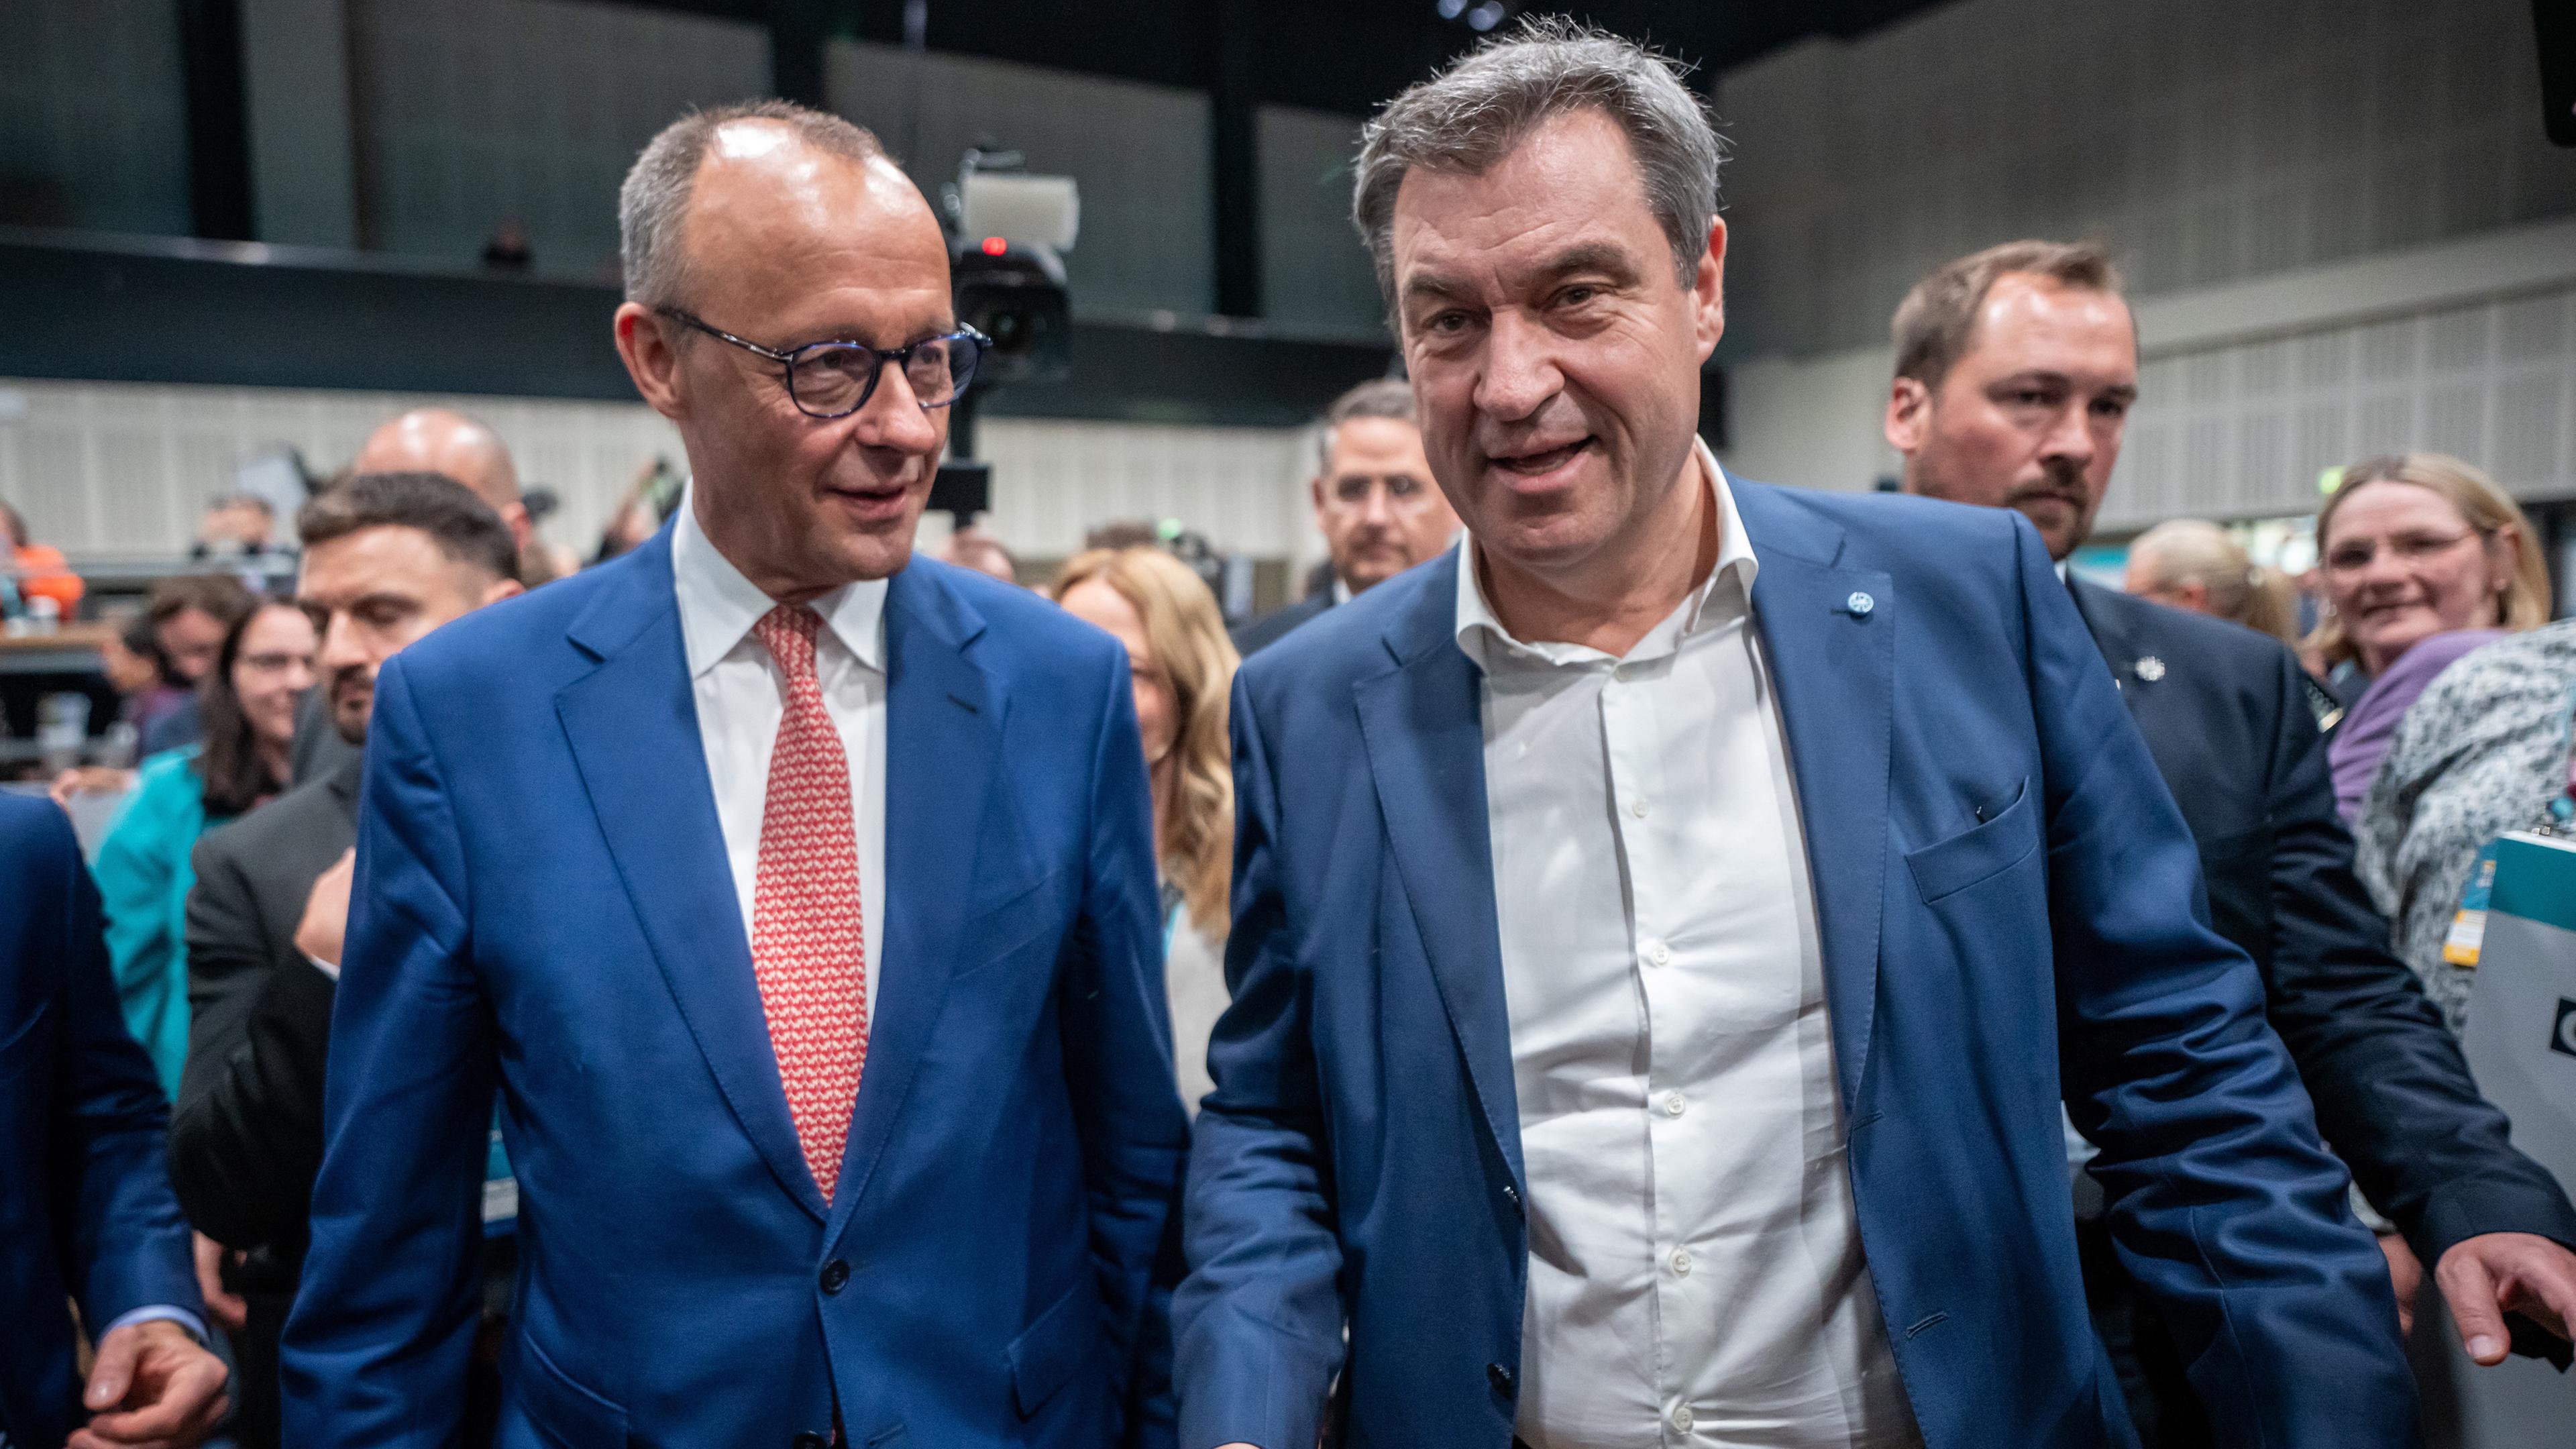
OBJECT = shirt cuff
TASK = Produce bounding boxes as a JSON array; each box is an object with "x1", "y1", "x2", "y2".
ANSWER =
[
  {"x1": 306, "y1": 949, "x2": 340, "y2": 981},
  {"x1": 101, "y1": 1304, "x2": 209, "y2": 1345}
]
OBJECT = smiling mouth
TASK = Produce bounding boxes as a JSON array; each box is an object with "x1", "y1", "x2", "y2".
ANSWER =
[{"x1": 1490, "y1": 437, "x2": 1595, "y2": 477}]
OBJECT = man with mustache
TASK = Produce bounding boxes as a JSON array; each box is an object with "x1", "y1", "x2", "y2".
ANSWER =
[
  {"x1": 1176, "y1": 21, "x2": 2414, "y2": 1449},
  {"x1": 1888, "y1": 240, "x2": 2576, "y2": 1445},
  {"x1": 1232, "y1": 378, "x2": 1459, "y2": 657},
  {"x1": 167, "y1": 472, "x2": 522, "y2": 1448}
]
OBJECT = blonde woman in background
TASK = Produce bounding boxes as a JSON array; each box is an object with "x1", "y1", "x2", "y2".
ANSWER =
[
  {"x1": 1054, "y1": 547, "x2": 1239, "y2": 1114},
  {"x1": 2125, "y1": 519, "x2": 2302, "y2": 647},
  {"x1": 2311, "y1": 453, "x2": 2552, "y2": 820}
]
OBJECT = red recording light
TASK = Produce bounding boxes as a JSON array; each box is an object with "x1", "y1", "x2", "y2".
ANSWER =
[{"x1": 980, "y1": 236, "x2": 1008, "y2": 256}]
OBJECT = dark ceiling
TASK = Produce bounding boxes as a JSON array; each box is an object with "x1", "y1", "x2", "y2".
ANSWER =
[{"x1": 648, "y1": 0, "x2": 1954, "y2": 115}]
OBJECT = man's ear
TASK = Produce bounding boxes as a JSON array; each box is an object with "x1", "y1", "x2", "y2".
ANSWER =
[
  {"x1": 1691, "y1": 215, "x2": 1727, "y2": 362},
  {"x1": 1885, "y1": 376, "x2": 1933, "y2": 458},
  {"x1": 482, "y1": 578, "x2": 527, "y2": 608},
  {"x1": 614, "y1": 303, "x2": 688, "y2": 421}
]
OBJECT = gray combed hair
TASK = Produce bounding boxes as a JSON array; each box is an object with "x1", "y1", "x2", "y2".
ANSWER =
[
  {"x1": 1352, "y1": 16, "x2": 1722, "y2": 316},
  {"x1": 617, "y1": 99, "x2": 885, "y2": 307}
]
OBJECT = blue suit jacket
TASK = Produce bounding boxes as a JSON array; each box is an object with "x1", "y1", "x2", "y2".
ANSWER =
[
  {"x1": 1175, "y1": 483, "x2": 2418, "y2": 1449},
  {"x1": 281, "y1": 532, "x2": 1189, "y2": 1448},
  {"x1": 0, "y1": 792, "x2": 201, "y2": 1449}
]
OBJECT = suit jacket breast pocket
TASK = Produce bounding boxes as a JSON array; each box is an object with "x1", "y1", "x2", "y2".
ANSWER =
[{"x1": 1904, "y1": 777, "x2": 2039, "y2": 904}]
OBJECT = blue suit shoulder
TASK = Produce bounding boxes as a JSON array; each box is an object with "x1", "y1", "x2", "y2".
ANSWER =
[
  {"x1": 0, "y1": 788, "x2": 80, "y2": 885},
  {"x1": 1733, "y1": 478, "x2": 2031, "y2": 570},
  {"x1": 2074, "y1": 575, "x2": 2300, "y2": 678},
  {"x1": 1235, "y1": 553, "x2": 1446, "y2": 704}
]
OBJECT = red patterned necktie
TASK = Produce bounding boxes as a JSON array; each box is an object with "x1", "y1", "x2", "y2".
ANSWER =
[{"x1": 749, "y1": 604, "x2": 871, "y2": 1204}]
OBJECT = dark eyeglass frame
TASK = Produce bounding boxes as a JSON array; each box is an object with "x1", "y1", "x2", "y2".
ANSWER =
[{"x1": 655, "y1": 307, "x2": 989, "y2": 419}]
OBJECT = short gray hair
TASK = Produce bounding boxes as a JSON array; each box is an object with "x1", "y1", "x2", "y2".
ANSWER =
[
  {"x1": 1352, "y1": 17, "x2": 1721, "y2": 315},
  {"x1": 618, "y1": 100, "x2": 885, "y2": 307},
  {"x1": 1317, "y1": 377, "x2": 1417, "y2": 470}
]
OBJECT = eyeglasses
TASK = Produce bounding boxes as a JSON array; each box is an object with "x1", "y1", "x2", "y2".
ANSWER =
[
  {"x1": 2322, "y1": 529, "x2": 2485, "y2": 576},
  {"x1": 656, "y1": 307, "x2": 988, "y2": 418}
]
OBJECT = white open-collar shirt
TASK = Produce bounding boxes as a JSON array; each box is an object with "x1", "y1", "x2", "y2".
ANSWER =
[
  {"x1": 672, "y1": 494, "x2": 888, "y2": 1020},
  {"x1": 1457, "y1": 441, "x2": 1915, "y2": 1449}
]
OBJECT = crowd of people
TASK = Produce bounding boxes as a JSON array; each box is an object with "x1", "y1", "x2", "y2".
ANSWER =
[{"x1": 5, "y1": 18, "x2": 2574, "y2": 1449}]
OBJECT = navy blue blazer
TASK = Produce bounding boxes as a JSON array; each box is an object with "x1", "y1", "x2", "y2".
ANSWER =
[
  {"x1": 2069, "y1": 580, "x2": 2576, "y2": 1303},
  {"x1": 0, "y1": 792, "x2": 200, "y2": 1449},
  {"x1": 1175, "y1": 484, "x2": 2418, "y2": 1449},
  {"x1": 280, "y1": 531, "x2": 1189, "y2": 1448}
]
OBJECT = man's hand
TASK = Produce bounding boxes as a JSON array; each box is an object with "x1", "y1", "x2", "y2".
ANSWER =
[
  {"x1": 69, "y1": 1318, "x2": 228, "y2": 1448},
  {"x1": 2377, "y1": 1231, "x2": 2423, "y2": 1338},
  {"x1": 191, "y1": 1232, "x2": 248, "y2": 1335},
  {"x1": 294, "y1": 847, "x2": 356, "y2": 971},
  {"x1": 2434, "y1": 1231, "x2": 2576, "y2": 1365}
]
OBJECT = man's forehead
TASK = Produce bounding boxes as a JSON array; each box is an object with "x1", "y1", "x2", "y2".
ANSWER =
[
  {"x1": 1391, "y1": 111, "x2": 1660, "y2": 286},
  {"x1": 1961, "y1": 274, "x2": 2137, "y2": 375},
  {"x1": 1329, "y1": 417, "x2": 1430, "y2": 471}
]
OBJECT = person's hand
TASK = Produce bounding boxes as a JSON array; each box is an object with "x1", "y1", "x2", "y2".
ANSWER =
[
  {"x1": 294, "y1": 847, "x2": 356, "y2": 971},
  {"x1": 49, "y1": 766, "x2": 132, "y2": 812},
  {"x1": 68, "y1": 1318, "x2": 228, "y2": 1448},
  {"x1": 191, "y1": 1232, "x2": 247, "y2": 1335},
  {"x1": 2434, "y1": 1230, "x2": 2576, "y2": 1365},
  {"x1": 2377, "y1": 1230, "x2": 2422, "y2": 1337}
]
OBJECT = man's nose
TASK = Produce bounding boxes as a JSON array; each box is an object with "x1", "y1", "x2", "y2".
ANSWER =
[
  {"x1": 1472, "y1": 311, "x2": 1563, "y2": 423},
  {"x1": 853, "y1": 362, "x2": 945, "y2": 454},
  {"x1": 2038, "y1": 402, "x2": 2095, "y2": 471},
  {"x1": 1354, "y1": 483, "x2": 1397, "y2": 530},
  {"x1": 316, "y1": 612, "x2": 368, "y2": 673}
]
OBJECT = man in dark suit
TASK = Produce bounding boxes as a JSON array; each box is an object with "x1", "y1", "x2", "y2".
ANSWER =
[
  {"x1": 1230, "y1": 378, "x2": 1458, "y2": 657},
  {"x1": 168, "y1": 472, "x2": 523, "y2": 1448},
  {"x1": 0, "y1": 792, "x2": 228, "y2": 1449},
  {"x1": 1888, "y1": 238, "x2": 2576, "y2": 1440}
]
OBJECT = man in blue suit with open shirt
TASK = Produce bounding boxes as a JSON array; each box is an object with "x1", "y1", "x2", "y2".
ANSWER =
[{"x1": 1175, "y1": 25, "x2": 2416, "y2": 1449}]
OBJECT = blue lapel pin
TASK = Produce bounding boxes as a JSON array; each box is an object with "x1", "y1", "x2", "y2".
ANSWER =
[{"x1": 1845, "y1": 590, "x2": 1876, "y2": 617}]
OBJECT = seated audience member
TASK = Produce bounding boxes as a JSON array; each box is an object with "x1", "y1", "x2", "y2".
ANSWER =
[
  {"x1": 138, "y1": 574, "x2": 258, "y2": 758},
  {"x1": 1054, "y1": 546, "x2": 1239, "y2": 1111},
  {"x1": 49, "y1": 612, "x2": 187, "y2": 810},
  {"x1": 2358, "y1": 619, "x2": 2576, "y2": 1033},
  {"x1": 91, "y1": 598, "x2": 313, "y2": 1099},
  {"x1": 1, "y1": 497, "x2": 86, "y2": 616},
  {"x1": 936, "y1": 524, "x2": 1020, "y2": 585},
  {"x1": 350, "y1": 407, "x2": 557, "y2": 586},
  {"x1": 168, "y1": 473, "x2": 521, "y2": 1449},
  {"x1": 1, "y1": 791, "x2": 229, "y2": 1449},
  {"x1": 2314, "y1": 454, "x2": 2550, "y2": 821},
  {"x1": 190, "y1": 493, "x2": 282, "y2": 561},
  {"x1": 1086, "y1": 517, "x2": 1165, "y2": 551},
  {"x1": 1886, "y1": 239, "x2": 2576, "y2": 1438},
  {"x1": 1231, "y1": 378, "x2": 1459, "y2": 657},
  {"x1": 2125, "y1": 519, "x2": 2302, "y2": 647}
]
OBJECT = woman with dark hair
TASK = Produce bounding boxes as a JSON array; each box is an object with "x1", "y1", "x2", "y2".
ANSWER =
[{"x1": 92, "y1": 598, "x2": 315, "y2": 1096}]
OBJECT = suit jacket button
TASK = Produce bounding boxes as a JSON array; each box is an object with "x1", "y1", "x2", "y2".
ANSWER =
[
  {"x1": 820, "y1": 1259, "x2": 850, "y2": 1295},
  {"x1": 791, "y1": 1434, "x2": 827, "y2": 1449},
  {"x1": 1487, "y1": 1362, "x2": 1515, "y2": 1399}
]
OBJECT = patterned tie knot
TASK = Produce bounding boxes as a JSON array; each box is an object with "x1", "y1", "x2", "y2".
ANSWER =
[{"x1": 752, "y1": 604, "x2": 824, "y2": 682}]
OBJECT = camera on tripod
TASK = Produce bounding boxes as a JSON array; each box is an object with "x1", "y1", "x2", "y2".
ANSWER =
[{"x1": 932, "y1": 150, "x2": 1077, "y2": 525}]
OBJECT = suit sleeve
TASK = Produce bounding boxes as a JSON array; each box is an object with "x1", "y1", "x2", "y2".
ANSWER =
[
  {"x1": 1171, "y1": 669, "x2": 1348, "y2": 1449},
  {"x1": 2025, "y1": 521, "x2": 2418, "y2": 1445},
  {"x1": 168, "y1": 828, "x2": 335, "y2": 1254},
  {"x1": 2249, "y1": 647, "x2": 2576, "y2": 1279},
  {"x1": 278, "y1": 657, "x2": 494, "y2": 1448},
  {"x1": 42, "y1": 805, "x2": 201, "y2": 1331},
  {"x1": 1059, "y1": 641, "x2": 1191, "y2": 1447}
]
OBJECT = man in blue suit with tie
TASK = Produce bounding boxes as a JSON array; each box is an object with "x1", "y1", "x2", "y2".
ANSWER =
[
  {"x1": 282, "y1": 101, "x2": 1187, "y2": 1447},
  {"x1": 1176, "y1": 22, "x2": 2415, "y2": 1449},
  {"x1": 1, "y1": 792, "x2": 229, "y2": 1449}
]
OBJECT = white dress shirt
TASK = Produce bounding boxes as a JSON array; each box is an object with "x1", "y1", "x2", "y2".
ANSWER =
[
  {"x1": 672, "y1": 496, "x2": 888, "y2": 1020},
  {"x1": 1460, "y1": 443, "x2": 1915, "y2": 1449}
]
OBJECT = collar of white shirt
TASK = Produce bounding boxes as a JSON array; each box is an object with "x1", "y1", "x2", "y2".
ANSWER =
[
  {"x1": 1453, "y1": 437, "x2": 1758, "y2": 671},
  {"x1": 669, "y1": 488, "x2": 888, "y2": 679}
]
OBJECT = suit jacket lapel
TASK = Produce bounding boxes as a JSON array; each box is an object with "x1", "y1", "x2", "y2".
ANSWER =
[
  {"x1": 825, "y1": 562, "x2": 1002, "y2": 1246},
  {"x1": 555, "y1": 532, "x2": 826, "y2": 1221},
  {"x1": 1351, "y1": 555, "x2": 1525, "y2": 1191},
  {"x1": 1735, "y1": 484, "x2": 1894, "y2": 1108}
]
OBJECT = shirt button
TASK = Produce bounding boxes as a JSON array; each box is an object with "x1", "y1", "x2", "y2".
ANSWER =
[
  {"x1": 1630, "y1": 798, "x2": 1649, "y2": 819},
  {"x1": 1670, "y1": 1403, "x2": 1696, "y2": 1433},
  {"x1": 1614, "y1": 663, "x2": 1633, "y2": 682},
  {"x1": 1670, "y1": 1247, "x2": 1693, "y2": 1275},
  {"x1": 1648, "y1": 942, "x2": 1672, "y2": 967},
  {"x1": 1662, "y1": 1092, "x2": 1688, "y2": 1117}
]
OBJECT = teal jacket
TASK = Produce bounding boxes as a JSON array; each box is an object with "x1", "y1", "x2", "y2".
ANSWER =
[{"x1": 92, "y1": 747, "x2": 226, "y2": 1099}]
